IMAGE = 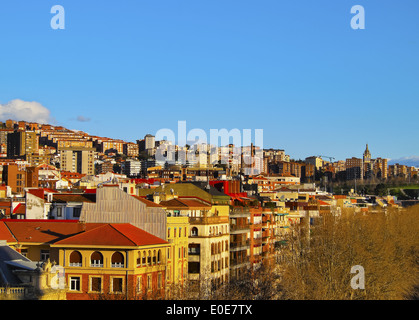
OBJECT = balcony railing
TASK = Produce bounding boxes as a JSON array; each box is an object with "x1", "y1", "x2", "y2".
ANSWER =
[
  {"x1": 90, "y1": 262, "x2": 103, "y2": 268},
  {"x1": 189, "y1": 216, "x2": 228, "y2": 224},
  {"x1": 69, "y1": 262, "x2": 82, "y2": 267},
  {"x1": 230, "y1": 258, "x2": 250, "y2": 267},
  {"x1": 230, "y1": 224, "x2": 250, "y2": 234},
  {"x1": 230, "y1": 240, "x2": 250, "y2": 251},
  {"x1": 111, "y1": 262, "x2": 125, "y2": 268},
  {"x1": 230, "y1": 208, "x2": 251, "y2": 217}
]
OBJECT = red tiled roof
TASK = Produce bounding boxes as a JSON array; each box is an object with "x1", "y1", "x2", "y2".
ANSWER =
[
  {"x1": 0, "y1": 221, "x2": 16, "y2": 243},
  {"x1": 60, "y1": 171, "x2": 86, "y2": 179},
  {"x1": 13, "y1": 203, "x2": 25, "y2": 214},
  {"x1": 27, "y1": 189, "x2": 44, "y2": 200},
  {"x1": 1, "y1": 220, "x2": 95, "y2": 244},
  {"x1": 318, "y1": 200, "x2": 330, "y2": 206},
  {"x1": 131, "y1": 195, "x2": 163, "y2": 207},
  {"x1": 54, "y1": 223, "x2": 168, "y2": 247},
  {"x1": 159, "y1": 197, "x2": 211, "y2": 209},
  {"x1": 52, "y1": 193, "x2": 96, "y2": 203}
]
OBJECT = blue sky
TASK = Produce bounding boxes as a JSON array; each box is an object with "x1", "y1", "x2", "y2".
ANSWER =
[{"x1": 0, "y1": 0, "x2": 418, "y2": 162}]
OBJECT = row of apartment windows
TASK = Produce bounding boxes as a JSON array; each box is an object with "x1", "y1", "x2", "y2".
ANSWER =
[
  {"x1": 69, "y1": 273, "x2": 163, "y2": 294},
  {"x1": 137, "y1": 249, "x2": 162, "y2": 267},
  {"x1": 167, "y1": 227, "x2": 187, "y2": 238},
  {"x1": 211, "y1": 257, "x2": 229, "y2": 272},
  {"x1": 187, "y1": 226, "x2": 229, "y2": 238},
  {"x1": 211, "y1": 241, "x2": 229, "y2": 255},
  {"x1": 167, "y1": 246, "x2": 187, "y2": 260}
]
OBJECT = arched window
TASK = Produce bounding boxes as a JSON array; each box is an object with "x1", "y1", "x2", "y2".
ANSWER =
[
  {"x1": 137, "y1": 252, "x2": 141, "y2": 267},
  {"x1": 218, "y1": 242, "x2": 221, "y2": 254},
  {"x1": 152, "y1": 250, "x2": 157, "y2": 265},
  {"x1": 69, "y1": 251, "x2": 82, "y2": 267},
  {"x1": 191, "y1": 227, "x2": 198, "y2": 237},
  {"x1": 147, "y1": 250, "x2": 152, "y2": 265},
  {"x1": 168, "y1": 228, "x2": 171, "y2": 238},
  {"x1": 111, "y1": 252, "x2": 124, "y2": 268},
  {"x1": 142, "y1": 250, "x2": 146, "y2": 266},
  {"x1": 211, "y1": 243, "x2": 215, "y2": 255},
  {"x1": 157, "y1": 250, "x2": 161, "y2": 264},
  {"x1": 91, "y1": 251, "x2": 103, "y2": 267}
]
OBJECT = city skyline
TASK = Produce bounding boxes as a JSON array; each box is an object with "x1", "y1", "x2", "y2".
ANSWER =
[{"x1": 1, "y1": 1, "x2": 418, "y2": 162}]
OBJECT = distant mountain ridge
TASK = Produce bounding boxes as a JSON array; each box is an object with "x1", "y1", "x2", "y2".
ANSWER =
[{"x1": 388, "y1": 156, "x2": 419, "y2": 167}]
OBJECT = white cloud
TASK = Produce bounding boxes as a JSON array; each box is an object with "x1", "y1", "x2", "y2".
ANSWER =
[
  {"x1": 76, "y1": 115, "x2": 91, "y2": 122},
  {"x1": 0, "y1": 99, "x2": 52, "y2": 124}
]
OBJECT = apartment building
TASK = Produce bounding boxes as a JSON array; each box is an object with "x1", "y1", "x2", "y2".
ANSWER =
[
  {"x1": 346, "y1": 157, "x2": 364, "y2": 180},
  {"x1": 59, "y1": 146, "x2": 95, "y2": 176},
  {"x1": 123, "y1": 142, "x2": 139, "y2": 158},
  {"x1": 7, "y1": 130, "x2": 38, "y2": 159}
]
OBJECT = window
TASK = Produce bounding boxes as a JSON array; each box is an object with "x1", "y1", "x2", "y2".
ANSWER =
[
  {"x1": 56, "y1": 207, "x2": 62, "y2": 217},
  {"x1": 90, "y1": 251, "x2": 103, "y2": 267},
  {"x1": 111, "y1": 252, "x2": 124, "y2": 268},
  {"x1": 152, "y1": 250, "x2": 157, "y2": 265},
  {"x1": 189, "y1": 262, "x2": 200, "y2": 273},
  {"x1": 112, "y1": 278, "x2": 123, "y2": 293},
  {"x1": 179, "y1": 227, "x2": 182, "y2": 237},
  {"x1": 191, "y1": 227, "x2": 198, "y2": 237},
  {"x1": 157, "y1": 250, "x2": 161, "y2": 264},
  {"x1": 147, "y1": 251, "x2": 151, "y2": 265},
  {"x1": 40, "y1": 249, "x2": 50, "y2": 261},
  {"x1": 168, "y1": 228, "x2": 171, "y2": 238},
  {"x1": 70, "y1": 277, "x2": 81, "y2": 291},
  {"x1": 73, "y1": 207, "x2": 81, "y2": 218},
  {"x1": 158, "y1": 273, "x2": 162, "y2": 289},
  {"x1": 137, "y1": 276, "x2": 142, "y2": 295},
  {"x1": 147, "y1": 275, "x2": 152, "y2": 292},
  {"x1": 69, "y1": 251, "x2": 82, "y2": 267},
  {"x1": 142, "y1": 251, "x2": 146, "y2": 266},
  {"x1": 137, "y1": 252, "x2": 141, "y2": 267},
  {"x1": 91, "y1": 277, "x2": 102, "y2": 292}
]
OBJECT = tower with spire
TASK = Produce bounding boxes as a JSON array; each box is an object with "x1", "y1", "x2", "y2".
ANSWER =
[{"x1": 363, "y1": 144, "x2": 371, "y2": 163}]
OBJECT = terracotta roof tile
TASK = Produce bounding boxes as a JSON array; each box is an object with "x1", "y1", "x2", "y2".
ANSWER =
[
  {"x1": 54, "y1": 223, "x2": 168, "y2": 247},
  {"x1": 52, "y1": 193, "x2": 96, "y2": 203},
  {"x1": 131, "y1": 195, "x2": 163, "y2": 207}
]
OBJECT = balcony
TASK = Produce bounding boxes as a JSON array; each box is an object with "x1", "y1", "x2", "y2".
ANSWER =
[
  {"x1": 230, "y1": 207, "x2": 251, "y2": 218},
  {"x1": 90, "y1": 263, "x2": 103, "y2": 268},
  {"x1": 230, "y1": 258, "x2": 250, "y2": 269},
  {"x1": 111, "y1": 262, "x2": 125, "y2": 268},
  {"x1": 230, "y1": 240, "x2": 250, "y2": 252},
  {"x1": 69, "y1": 262, "x2": 82, "y2": 267},
  {"x1": 230, "y1": 224, "x2": 250, "y2": 234},
  {"x1": 189, "y1": 216, "x2": 228, "y2": 224}
]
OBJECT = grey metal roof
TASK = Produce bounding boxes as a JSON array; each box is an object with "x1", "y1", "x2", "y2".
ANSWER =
[{"x1": 0, "y1": 241, "x2": 35, "y2": 287}]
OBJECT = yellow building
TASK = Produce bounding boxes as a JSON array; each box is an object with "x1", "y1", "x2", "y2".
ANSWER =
[{"x1": 52, "y1": 223, "x2": 170, "y2": 300}]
